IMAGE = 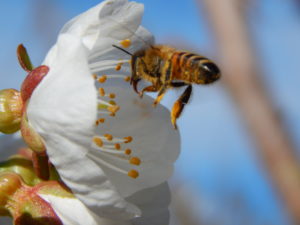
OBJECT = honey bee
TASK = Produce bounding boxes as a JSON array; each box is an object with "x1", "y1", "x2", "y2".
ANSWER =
[{"x1": 113, "y1": 44, "x2": 221, "y2": 129}]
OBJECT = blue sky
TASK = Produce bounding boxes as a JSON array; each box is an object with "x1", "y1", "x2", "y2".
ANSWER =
[{"x1": 0, "y1": 0, "x2": 300, "y2": 224}]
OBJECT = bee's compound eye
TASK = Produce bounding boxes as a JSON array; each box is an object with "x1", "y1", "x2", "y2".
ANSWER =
[{"x1": 200, "y1": 62, "x2": 221, "y2": 83}]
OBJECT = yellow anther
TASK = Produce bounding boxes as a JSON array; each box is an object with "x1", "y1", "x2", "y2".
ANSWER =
[
  {"x1": 115, "y1": 143, "x2": 121, "y2": 150},
  {"x1": 95, "y1": 119, "x2": 105, "y2": 126},
  {"x1": 124, "y1": 76, "x2": 131, "y2": 82},
  {"x1": 92, "y1": 74, "x2": 98, "y2": 79},
  {"x1": 98, "y1": 88, "x2": 105, "y2": 96},
  {"x1": 123, "y1": 136, "x2": 133, "y2": 143},
  {"x1": 98, "y1": 118, "x2": 105, "y2": 123},
  {"x1": 93, "y1": 137, "x2": 103, "y2": 147},
  {"x1": 115, "y1": 63, "x2": 123, "y2": 71},
  {"x1": 104, "y1": 134, "x2": 113, "y2": 141},
  {"x1": 125, "y1": 149, "x2": 132, "y2": 155},
  {"x1": 129, "y1": 157, "x2": 141, "y2": 166},
  {"x1": 98, "y1": 75, "x2": 107, "y2": 83},
  {"x1": 120, "y1": 39, "x2": 131, "y2": 48},
  {"x1": 110, "y1": 112, "x2": 116, "y2": 117},
  {"x1": 107, "y1": 105, "x2": 120, "y2": 113},
  {"x1": 109, "y1": 93, "x2": 116, "y2": 99},
  {"x1": 109, "y1": 100, "x2": 116, "y2": 105},
  {"x1": 128, "y1": 170, "x2": 139, "y2": 179}
]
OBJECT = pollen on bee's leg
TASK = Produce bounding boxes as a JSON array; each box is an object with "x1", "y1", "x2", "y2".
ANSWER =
[
  {"x1": 129, "y1": 157, "x2": 141, "y2": 166},
  {"x1": 120, "y1": 39, "x2": 131, "y2": 48},
  {"x1": 171, "y1": 100, "x2": 183, "y2": 129},
  {"x1": 128, "y1": 170, "x2": 139, "y2": 179}
]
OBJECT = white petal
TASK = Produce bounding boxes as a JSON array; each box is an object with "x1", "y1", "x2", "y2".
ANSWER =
[
  {"x1": 41, "y1": 193, "x2": 133, "y2": 225},
  {"x1": 27, "y1": 34, "x2": 139, "y2": 220},
  {"x1": 92, "y1": 80, "x2": 180, "y2": 197},
  {"x1": 128, "y1": 182, "x2": 171, "y2": 225},
  {"x1": 60, "y1": 0, "x2": 144, "y2": 50},
  {"x1": 89, "y1": 26, "x2": 154, "y2": 71},
  {"x1": 39, "y1": 194, "x2": 100, "y2": 225}
]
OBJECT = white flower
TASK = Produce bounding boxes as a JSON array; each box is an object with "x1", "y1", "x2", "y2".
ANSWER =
[
  {"x1": 26, "y1": 0, "x2": 179, "y2": 223},
  {"x1": 40, "y1": 182, "x2": 171, "y2": 225}
]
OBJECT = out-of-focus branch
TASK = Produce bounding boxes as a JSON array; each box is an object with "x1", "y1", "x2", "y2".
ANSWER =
[
  {"x1": 200, "y1": 0, "x2": 300, "y2": 224},
  {"x1": 171, "y1": 185, "x2": 202, "y2": 225}
]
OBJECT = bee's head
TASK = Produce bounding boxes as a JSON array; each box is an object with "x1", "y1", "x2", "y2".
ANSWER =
[
  {"x1": 112, "y1": 45, "x2": 148, "y2": 94},
  {"x1": 199, "y1": 62, "x2": 221, "y2": 84}
]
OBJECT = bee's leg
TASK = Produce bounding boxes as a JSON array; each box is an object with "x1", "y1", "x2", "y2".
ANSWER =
[
  {"x1": 139, "y1": 85, "x2": 160, "y2": 98},
  {"x1": 171, "y1": 85, "x2": 192, "y2": 129},
  {"x1": 153, "y1": 85, "x2": 168, "y2": 107}
]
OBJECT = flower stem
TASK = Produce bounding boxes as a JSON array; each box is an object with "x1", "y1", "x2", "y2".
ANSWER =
[{"x1": 32, "y1": 152, "x2": 50, "y2": 180}]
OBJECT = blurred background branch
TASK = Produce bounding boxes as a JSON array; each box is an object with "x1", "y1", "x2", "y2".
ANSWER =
[{"x1": 199, "y1": 0, "x2": 300, "y2": 224}]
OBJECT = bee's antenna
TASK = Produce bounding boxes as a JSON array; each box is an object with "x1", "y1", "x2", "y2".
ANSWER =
[{"x1": 112, "y1": 44, "x2": 133, "y2": 56}]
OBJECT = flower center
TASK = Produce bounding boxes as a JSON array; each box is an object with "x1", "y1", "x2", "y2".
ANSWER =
[{"x1": 89, "y1": 41, "x2": 142, "y2": 179}]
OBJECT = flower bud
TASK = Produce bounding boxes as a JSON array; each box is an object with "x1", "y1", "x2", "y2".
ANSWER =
[
  {"x1": 0, "y1": 89, "x2": 23, "y2": 134},
  {"x1": 0, "y1": 173, "x2": 22, "y2": 207}
]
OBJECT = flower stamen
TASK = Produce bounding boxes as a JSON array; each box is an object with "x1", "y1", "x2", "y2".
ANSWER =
[
  {"x1": 124, "y1": 76, "x2": 130, "y2": 82},
  {"x1": 128, "y1": 170, "x2": 139, "y2": 179},
  {"x1": 114, "y1": 143, "x2": 121, "y2": 150},
  {"x1": 91, "y1": 131, "x2": 141, "y2": 179},
  {"x1": 108, "y1": 93, "x2": 116, "y2": 99},
  {"x1": 93, "y1": 137, "x2": 103, "y2": 147},
  {"x1": 104, "y1": 134, "x2": 113, "y2": 141},
  {"x1": 115, "y1": 63, "x2": 123, "y2": 71},
  {"x1": 92, "y1": 74, "x2": 98, "y2": 80},
  {"x1": 120, "y1": 39, "x2": 131, "y2": 48},
  {"x1": 108, "y1": 100, "x2": 116, "y2": 105},
  {"x1": 88, "y1": 152, "x2": 135, "y2": 177},
  {"x1": 97, "y1": 75, "x2": 107, "y2": 83},
  {"x1": 98, "y1": 88, "x2": 105, "y2": 96},
  {"x1": 125, "y1": 149, "x2": 132, "y2": 155},
  {"x1": 129, "y1": 157, "x2": 141, "y2": 165},
  {"x1": 107, "y1": 105, "x2": 120, "y2": 113},
  {"x1": 123, "y1": 136, "x2": 133, "y2": 143}
]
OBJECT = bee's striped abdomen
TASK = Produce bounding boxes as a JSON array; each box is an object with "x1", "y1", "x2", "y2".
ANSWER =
[{"x1": 171, "y1": 51, "x2": 220, "y2": 84}]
